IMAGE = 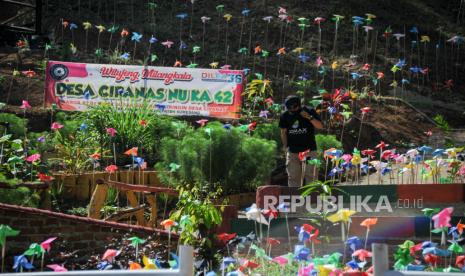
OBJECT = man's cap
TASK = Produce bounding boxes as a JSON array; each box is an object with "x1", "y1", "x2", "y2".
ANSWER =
[{"x1": 284, "y1": 95, "x2": 301, "y2": 109}]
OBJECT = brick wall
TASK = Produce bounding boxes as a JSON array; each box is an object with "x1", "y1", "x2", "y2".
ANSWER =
[{"x1": 0, "y1": 203, "x2": 171, "y2": 258}]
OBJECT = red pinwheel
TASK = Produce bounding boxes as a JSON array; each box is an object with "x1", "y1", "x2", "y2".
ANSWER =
[
  {"x1": 376, "y1": 72, "x2": 385, "y2": 79},
  {"x1": 16, "y1": 40, "x2": 26, "y2": 48},
  {"x1": 90, "y1": 153, "x2": 101, "y2": 160},
  {"x1": 409, "y1": 243, "x2": 423, "y2": 255},
  {"x1": 239, "y1": 260, "x2": 259, "y2": 272},
  {"x1": 105, "y1": 165, "x2": 118, "y2": 173},
  {"x1": 424, "y1": 254, "x2": 439, "y2": 266},
  {"x1": 102, "y1": 249, "x2": 119, "y2": 262},
  {"x1": 309, "y1": 228, "x2": 321, "y2": 244},
  {"x1": 381, "y1": 150, "x2": 393, "y2": 160},
  {"x1": 298, "y1": 150, "x2": 310, "y2": 161},
  {"x1": 362, "y1": 63, "x2": 371, "y2": 71},
  {"x1": 267, "y1": 238, "x2": 280, "y2": 245},
  {"x1": 264, "y1": 97, "x2": 274, "y2": 106},
  {"x1": 361, "y1": 107, "x2": 371, "y2": 115},
  {"x1": 248, "y1": 121, "x2": 257, "y2": 131},
  {"x1": 444, "y1": 79, "x2": 454, "y2": 89},
  {"x1": 375, "y1": 141, "x2": 388, "y2": 150},
  {"x1": 138, "y1": 120, "x2": 147, "y2": 127},
  {"x1": 263, "y1": 209, "x2": 278, "y2": 219},
  {"x1": 302, "y1": 223, "x2": 316, "y2": 232},
  {"x1": 362, "y1": 149, "x2": 376, "y2": 158},
  {"x1": 217, "y1": 233, "x2": 236, "y2": 244},
  {"x1": 352, "y1": 249, "x2": 372, "y2": 261},
  {"x1": 38, "y1": 173, "x2": 53, "y2": 182},
  {"x1": 456, "y1": 255, "x2": 465, "y2": 269}
]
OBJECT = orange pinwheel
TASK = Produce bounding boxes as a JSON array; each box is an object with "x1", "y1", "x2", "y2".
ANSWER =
[
  {"x1": 90, "y1": 153, "x2": 101, "y2": 160},
  {"x1": 457, "y1": 221, "x2": 465, "y2": 234},
  {"x1": 121, "y1": 28, "x2": 129, "y2": 37},
  {"x1": 360, "y1": 218, "x2": 378, "y2": 229},
  {"x1": 277, "y1": 47, "x2": 286, "y2": 55},
  {"x1": 254, "y1": 45, "x2": 262, "y2": 54},
  {"x1": 161, "y1": 219, "x2": 176, "y2": 230},
  {"x1": 174, "y1": 60, "x2": 182, "y2": 67},
  {"x1": 129, "y1": 262, "x2": 142, "y2": 270},
  {"x1": 124, "y1": 147, "x2": 138, "y2": 156}
]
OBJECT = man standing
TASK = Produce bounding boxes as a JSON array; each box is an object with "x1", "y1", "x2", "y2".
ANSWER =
[{"x1": 279, "y1": 95, "x2": 324, "y2": 187}]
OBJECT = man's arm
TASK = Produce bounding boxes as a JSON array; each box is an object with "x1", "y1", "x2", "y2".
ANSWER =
[
  {"x1": 280, "y1": 128, "x2": 288, "y2": 152},
  {"x1": 300, "y1": 110, "x2": 324, "y2": 129}
]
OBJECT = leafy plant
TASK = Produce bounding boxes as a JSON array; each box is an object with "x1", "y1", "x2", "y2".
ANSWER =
[
  {"x1": 170, "y1": 181, "x2": 223, "y2": 268},
  {"x1": 0, "y1": 113, "x2": 27, "y2": 138},
  {"x1": 433, "y1": 114, "x2": 450, "y2": 132},
  {"x1": 0, "y1": 173, "x2": 39, "y2": 207}
]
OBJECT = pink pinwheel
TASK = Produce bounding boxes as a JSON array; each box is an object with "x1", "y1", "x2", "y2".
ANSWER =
[
  {"x1": 363, "y1": 25, "x2": 374, "y2": 32},
  {"x1": 20, "y1": 100, "x2": 31, "y2": 109},
  {"x1": 352, "y1": 249, "x2": 372, "y2": 261},
  {"x1": 298, "y1": 263, "x2": 315, "y2": 276},
  {"x1": 41, "y1": 237, "x2": 57, "y2": 252},
  {"x1": 381, "y1": 150, "x2": 393, "y2": 160},
  {"x1": 341, "y1": 154, "x2": 352, "y2": 163},
  {"x1": 314, "y1": 17, "x2": 326, "y2": 24},
  {"x1": 46, "y1": 264, "x2": 67, "y2": 272},
  {"x1": 25, "y1": 153, "x2": 41, "y2": 163},
  {"x1": 102, "y1": 249, "x2": 119, "y2": 262},
  {"x1": 376, "y1": 72, "x2": 385, "y2": 79},
  {"x1": 362, "y1": 63, "x2": 371, "y2": 71},
  {"x1": 220, "y1": 64, "x2": 231, "y2": 70},
  {"x1": 106, "y1": 127, "x2": 117, "y2": 137},
  {"x1": 278, "y1": 7, "x2": 287, "y2": 14},
  {"x1": 273, "y1": 256, "x2": 288, "y2": 267},
  {"x1": 196, "y1": 119, "x2": 208, "y2": 127},
  {"x1": 316, "y1": 56, "x2": 323, "y2": 67},
  {"x1": 51, "y1": 122, "x2": 63, "y2": 130},
  {"x1": 161, "y1": 40, "x2": 174, "y2": 48},
  {"x1": 432, "y1": 207, "x2": 453, "y2": 228}
]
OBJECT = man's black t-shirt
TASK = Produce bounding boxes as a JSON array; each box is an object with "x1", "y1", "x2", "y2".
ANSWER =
[{"x1": 279, "y1": 106, "x2": 321, "y2": 153}]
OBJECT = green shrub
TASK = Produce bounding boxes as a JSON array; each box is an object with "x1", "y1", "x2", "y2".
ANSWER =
[
  {"x1": 0, "y1": 173, "x2": 39, "y2": 207},
  {"x1": 0, "y1": 113, "x2": 27, "y2": 138},
  {"x1": 254, "y1": 122, "x2": 282, "y2": 151},
  {"x1": 156, "y1": 122, "x2": 276, "y2": 195},
  {"x1": 316, "y1": 134, "x2": 343, "y2": 162}
]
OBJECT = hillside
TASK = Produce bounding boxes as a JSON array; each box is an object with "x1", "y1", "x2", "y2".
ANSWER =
[{"x1": 0, "y1": 0, "x2": 464, "y2": 148}]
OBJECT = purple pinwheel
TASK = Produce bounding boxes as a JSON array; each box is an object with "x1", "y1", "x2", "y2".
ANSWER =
[
  {"x1": 395, "y1": 59, "x2": 406, "y2": 68},
  {"x1": 155, "y1": 103, "x2": 166, "y2": 112},
  {"x1": 410, "y1": 66, "x2": 422, "y2": 74},
  {"x1": 149, "y1": 36, "x2": 158, "y2": 44},
  {"x1": 259, "y1": 110, "x2": 269, "y2": 119},
  {"x1": 179, "y1": 41, "x2": 188, "y2": 50}
]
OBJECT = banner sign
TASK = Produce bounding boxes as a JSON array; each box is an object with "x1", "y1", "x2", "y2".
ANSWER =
[{"x1": 44, "y1": 61, "x2": 244, "y2": 118}]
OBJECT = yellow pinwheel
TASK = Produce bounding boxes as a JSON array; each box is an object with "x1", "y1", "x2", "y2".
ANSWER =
[
  {"x1": 82, "y1": 21, "x2": 92, "y2": 30},
  {"x1": 223, "y1": 13, "x2": 233, "y2": 21},
  {"x1": 421, "y1": 35, "x2": 430, "y2": 43},
  {"x1": 96, "y1": 25, "x2": 106, "y2": 33},
  {"x1": 292, "y1": 47, "x2": 304, "y2": 53},
  {"x1": 142, "y1": 255, "x2": 157, "y2": 269},
  {"x1": 209, "y1": 62, "x2": 218, "y2": 68},
  {"x1": 327, "y1": 209, "x2": 356, "y2": 242},
  {"x1": 331, "y1": 61, "x2": 338, "y2": 70}
]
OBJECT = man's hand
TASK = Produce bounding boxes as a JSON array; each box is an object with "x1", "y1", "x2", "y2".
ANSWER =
[{"x1": 300, "y1": 110, "x2": 313, "y2": 121}]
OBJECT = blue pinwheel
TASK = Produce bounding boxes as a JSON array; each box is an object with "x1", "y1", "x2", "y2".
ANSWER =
[
  {"x1": 298, "y1": 72, "x2": 310, "y2": 80},
  {"x1": 131, "y1": 32, "x2": 142, "y2": 42},
  {"x1": 298, "y1": 54, "x2": 310, "y2": 63},
  {"x1": 220, "y1": 257, "x2": 236, "y2": 271},
  {"x1": 83, "y1": 91, "x2": 91, "y2": 100},
  {"x1": 401, "y1": 79, "x2": 410, "y2": 84},
  {"x1": 120, "y1": 52, "x2": 130, "y2": 60},
  {"x1": 176, "y1": 13, "x2": 188, "y2": 20},
  {"x1": 69, "y1": 23, "x2": 78, "y2": 30},
  {"x1": 432, "y1": 148, "x2": 445, "y2": 158},
  {"x1": 223, "y1": 124, "x2": 232, "y2": 130},
  {"x1": 395, "y1": 59, "x2": 406, "y2": 68},
  {"x1": 155, "y1": 103, "x2": 166, "y2": 112},
  {"x1": 422, "y1": 247, "x2": 450, "y2": 257},
  {"x1": 80, "y1": 123, "x2": 88, "y2": 131},
  {"x1": 351, "y1": 72, "x2": 362, "y2": 79},
  {"x1": 410, "y1": 66, "x2": 422, "y2": 74},
  {"x1": 13, "y1": 255, "x2": 34, "y2": 272},
  {"x1": 241, "y1": 9, "x2": 251, "y2": 16},
  {"x1": 346, "y1": 236, "x2": 363, "y2": 252},
  {"x1": 409, "y1": 26, "x2": 419, "y2": 34},
  {"x1": 418, "y1": 145, "x2": 433, "y2": 153},
  {"x1": 295, "y1": 247, "x2": 311, "y2": 261}
]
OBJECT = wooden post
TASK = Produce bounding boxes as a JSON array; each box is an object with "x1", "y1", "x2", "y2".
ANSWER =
[
  {"x1": 88, "y1": 181, "x2": 108, "y2": 219},
  {"x1": 126, "y1": 191, "x2": 146, "y2": 226},
  {"x1": 372, "y1": 243, "x2": 389, "y2": 276},
  {"x1": 146, "y1": 194, "x2": 157, "y2": 228}
]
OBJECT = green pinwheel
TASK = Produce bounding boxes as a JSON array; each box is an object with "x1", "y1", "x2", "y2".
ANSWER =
[
  {"x1": 23, "y1": 242, "x2": 44, "y2": 268},
  {"x1": 422, "y1": 208, "x2": 440, "y2": 242},
  {"x1": 261, "y1": 50, "x2": 269, "y2": 58},
  {"x1": 187, "y1": 63, "x2": 198, "y2": 68},
  {"x1": 169, "y1": 163, "x2": 181, "y2": 173},
  {"x1": 128, "y1": 236, "x2": 146, "y2": 262},
  {"x1": 192, "y1": 46, "x2": 201, "y2": 54},
  {"x1": 0, "y1": 225, "x2": 20, "y2": 272},
  {"x1": 215, "y1": 4, "x2": 224, "y2": 13}
]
